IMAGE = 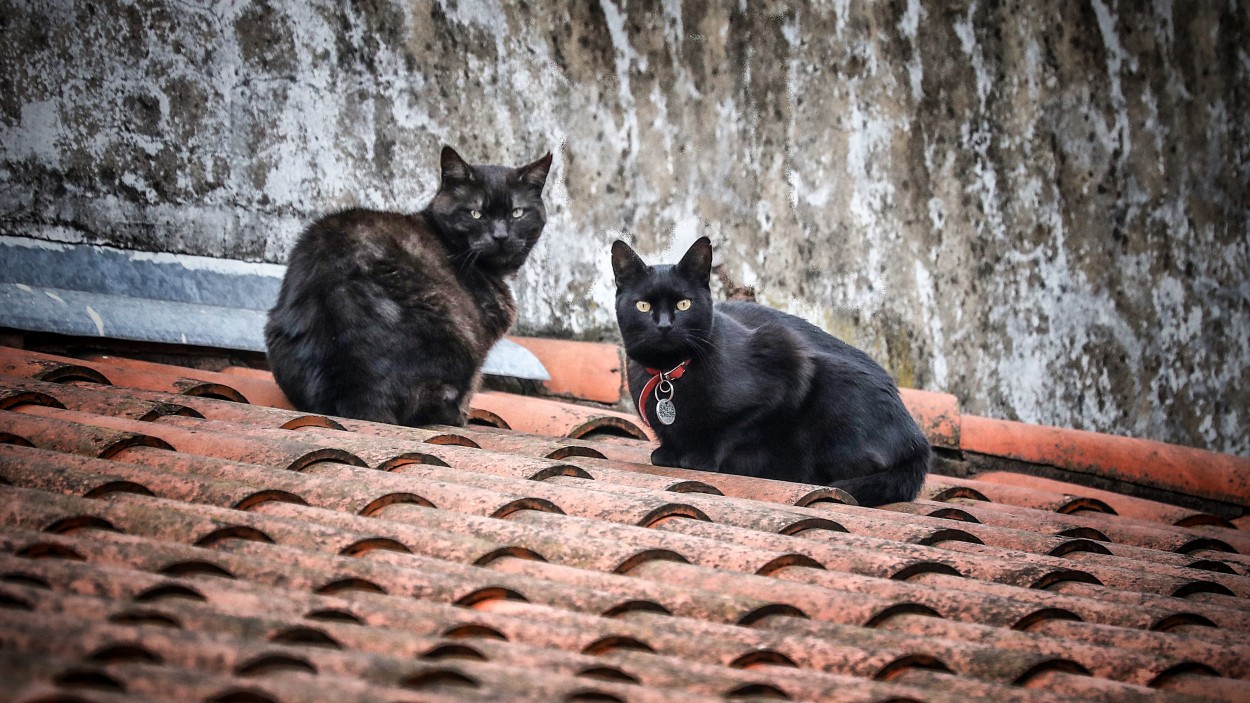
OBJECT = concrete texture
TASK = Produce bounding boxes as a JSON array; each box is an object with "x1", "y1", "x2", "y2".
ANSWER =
[{"x1": 1, "y1": 0, "x2": 1246, "y2": 455}]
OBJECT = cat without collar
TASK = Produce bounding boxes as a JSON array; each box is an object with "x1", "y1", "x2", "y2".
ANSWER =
[
  {"x1": 611, "y1": 237, "x2": 930, "y2": 506},
  {"x1": 266, "y1": 146, "x2": 552, "y2": 426}
]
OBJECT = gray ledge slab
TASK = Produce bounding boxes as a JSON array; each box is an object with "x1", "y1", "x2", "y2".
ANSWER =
[{"x1": 0, "y1": 236, "x2": 549, "y2": 381}]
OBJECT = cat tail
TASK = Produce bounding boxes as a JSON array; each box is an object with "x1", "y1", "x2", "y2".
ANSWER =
[{"x1": 828, "y1": 449, "x2": 931, "y2": 508}]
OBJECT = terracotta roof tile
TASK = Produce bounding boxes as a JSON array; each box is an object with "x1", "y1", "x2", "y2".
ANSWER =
[
  {"x1": 968, "y1": 471, "x2": 1239, "y2": 528},
  {"x1": 470, "y1": 390, "x2": 651, "y2": 440},
  {"x1": 961, "y1": 415, "x2": 1250, "y2": 507},
  {"x1": 0, "y1": 343, "x2": 1247, "y2": 702},
  {"x1": 83, "y1": 353, "x2": 294, "y2": 409},
  {"x1": 574, "y1": 455, "x2": 855, "y2": 506},
  {"x1": 897, "y1": 387, "x2": 962, "y2": 450},
  {"x1": 508, "y1": 335, "x2": 627, "y2": 404},
  {"x1": 885, "y1": 498, "x2": 1238, "y2": 554}
]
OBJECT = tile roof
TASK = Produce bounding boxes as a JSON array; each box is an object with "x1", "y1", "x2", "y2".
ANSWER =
[{"x1": 1, "y1": 343, "x2": 1248, "y2": 702}]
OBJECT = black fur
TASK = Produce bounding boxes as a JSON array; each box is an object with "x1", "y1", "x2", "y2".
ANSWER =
[
  {"x1": 611, "y1": 237, "x2": 930, "y2": 506},
  {"x1": 265, "y1": 146, "x2": 552, "y2": 426}
]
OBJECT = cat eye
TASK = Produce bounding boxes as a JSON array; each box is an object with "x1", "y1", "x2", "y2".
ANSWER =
[
  {"x1": 511, "y1": 208, "x2": 524, "y2": 219},
  {"x1": 470, "y1": 210, "x2": 482, "y2": 219},
  {"x1": 676, "y1": 299, "x2": 692, "y2": 311},
  {"x1": 635, "y1": 301, "x2": 651, "y2": 313}
]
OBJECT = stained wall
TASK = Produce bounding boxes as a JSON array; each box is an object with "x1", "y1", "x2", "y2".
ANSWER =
[{"x1": 1, "y1": 0, "x2": 1246, "y2": 454}]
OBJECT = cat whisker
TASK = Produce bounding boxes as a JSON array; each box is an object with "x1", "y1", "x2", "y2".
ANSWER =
[
  {"x1": 686, "y1": 332, "x2": 714, "y2": 362},
  {"x1": 455, "y1": 249, "x2": 480, "y2": 276}
]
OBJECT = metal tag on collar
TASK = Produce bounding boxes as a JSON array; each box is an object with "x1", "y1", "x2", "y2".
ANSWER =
[{"x1": 654, "y1": 375, "x2": 677, "y2": 425}]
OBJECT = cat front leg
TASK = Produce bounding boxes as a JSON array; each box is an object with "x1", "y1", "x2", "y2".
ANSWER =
[
  {"x1": 651, "y1": 442, "x2": 726, "y2": 474},
  {"x1": 650, "y1": 443, "x2": 683, "y2": 468},
  {"x1": 441, "y1": 383, "x2": 470, "y2": 426},
  {"x1": 402, "y1": 382, "x2": 467, "y2": 427},
  {"x1": 714, "y1": 444, "x2": 778, "y2": 479},
  {"x1": 708, "y1": 426, "x2": 785, "y2": 479}
]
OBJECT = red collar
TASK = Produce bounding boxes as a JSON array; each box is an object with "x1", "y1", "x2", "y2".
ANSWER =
[{"x1": 637, "y1": 359, "x2": 691, "y2": 430}]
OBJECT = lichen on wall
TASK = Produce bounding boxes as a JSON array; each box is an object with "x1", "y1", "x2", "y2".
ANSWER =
[{"x1": 1, "y1": 0, "x2": 1246, "y2": 455}]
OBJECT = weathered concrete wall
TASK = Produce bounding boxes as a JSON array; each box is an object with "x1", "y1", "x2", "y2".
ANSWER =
[{"x1": 2, "y1": 0, "x2": 1247, "y2": 455}]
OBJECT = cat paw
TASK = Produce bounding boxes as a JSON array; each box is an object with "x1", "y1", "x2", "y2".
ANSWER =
[{"x1": 650, "y1": 446, "x2": 681, "y2": 467}]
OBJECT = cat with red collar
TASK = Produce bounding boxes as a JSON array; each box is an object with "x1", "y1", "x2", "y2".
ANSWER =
[{"x1": 611, "y1": 237, "x2": 930, "y2": 507}]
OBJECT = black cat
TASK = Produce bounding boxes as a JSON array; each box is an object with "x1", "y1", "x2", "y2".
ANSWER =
[
  {"x1": 265, "y1": 146, "x2": 552, "y2": 426},
  {"x1": 611, "y1": 237, "x2": 930, "y2": 506}
]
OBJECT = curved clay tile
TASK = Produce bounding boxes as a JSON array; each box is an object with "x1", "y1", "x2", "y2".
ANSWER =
[
  {"x1": 0, "y1": 387, "x2": 64, "y2": 412},
  {"x1": 0, "y1": 347, "x2": 109, "y2": 384},
  {"x1": 466, "y1": 407, "x2": 510, "y2": 429},
  {"x1": 897, "y1": 387, "x2": 962, "y2": 449},
  {"x1": 0, "y1": 407, "x2": 172, "y2": 458},
  {"x1": 470, "y1": 391, "x2": 650, "y2": 440},
  {"x1": 83, "y1": 354, "x2": 290, "y2": 408},
  {"x1": 971, "y1": 471, "x2": 1236, "y2": 528},
  {"x1": 961, "y1": 415, "x2": 1250, "y2": 509},
  {"x1": 507, "y1": 336, "x2": 627, "y2": 405},
  {"x1": 3, "y1": 344, "x2": 1249, "y2": 703}
]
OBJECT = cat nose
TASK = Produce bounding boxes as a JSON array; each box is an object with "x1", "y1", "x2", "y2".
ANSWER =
[
  {"x1": 491, "y1": 222, "x2": 509, "y2": 241},
  {"x1": 656, "y1": 311, "x2": 673, "y2": 333}
]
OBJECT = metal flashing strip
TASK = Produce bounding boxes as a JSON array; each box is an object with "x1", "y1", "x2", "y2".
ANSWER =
[
  {"x1": 0, "y1": 236, "x2": 550, "y2": 381},
  {"x1": 0, "y1": 282, "x2": 270, "y2": 351}
]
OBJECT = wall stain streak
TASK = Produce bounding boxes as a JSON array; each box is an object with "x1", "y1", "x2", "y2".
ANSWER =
[{"x1": 0, "y1": 0, "x2": 1246, "y2": 455}]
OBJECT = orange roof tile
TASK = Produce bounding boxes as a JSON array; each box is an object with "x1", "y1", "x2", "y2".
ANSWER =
[
  {"x1": 961, "y1": 415, "x2": 1250, "y2": 508},
  {"x1": 0, "y1": 343, "x2": 1247, "y2": 702},
  {"x1": 469, "y1": 390, "x2": 652, "y2": 441},
  {"x1": 898, "y1": 387, "x2": 961, "y2": 450},
  {"x1": 508, "y1": 335, "x2": 627, "y2": 404}
]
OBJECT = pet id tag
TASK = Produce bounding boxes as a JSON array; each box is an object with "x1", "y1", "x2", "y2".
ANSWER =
[
  {"x1": 654, "y1": 378, "x2": 677, "y2": 425},
  {"x1": 655, "y1": 398, "x2": 677, "y2": 425}
]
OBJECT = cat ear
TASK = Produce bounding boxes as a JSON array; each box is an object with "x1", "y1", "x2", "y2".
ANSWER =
[
  {"x1": 440, "y1": 146, "x2": 473, "y2": 183},
  {"x1": 676, "y1": 236, "x2": 713, "y2": 286},
  {"x1": 517, "y1": 152, "x2": 553, "y2": 189},
  {"x1": 611, "y1": 240, "x2": 648, "y2": 287}
]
